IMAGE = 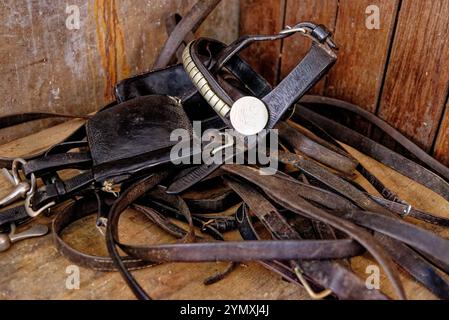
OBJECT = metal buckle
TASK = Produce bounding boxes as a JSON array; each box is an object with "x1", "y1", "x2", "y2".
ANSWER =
[
  {"x1": 279, "y1": 25, "x2": 338, "y2": 51},
  {"x1": 24, "y1": 174, "x2": 55, "y2": 218},
  {"x1": 0, "y1": 158, "x2": 55, "y2": 217},
  {"x1": 294, "y1": 266, "x2": 333, "y2": 300}
]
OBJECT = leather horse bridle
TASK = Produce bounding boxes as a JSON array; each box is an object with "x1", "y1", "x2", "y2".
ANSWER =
[{"x1": 1, "y1": 0, "x2": 449, "y2": 301}]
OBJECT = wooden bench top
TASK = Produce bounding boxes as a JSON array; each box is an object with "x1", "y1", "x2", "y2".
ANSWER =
[{"x1": 0, "y1": 120, "x2": 448, "y2": 300}]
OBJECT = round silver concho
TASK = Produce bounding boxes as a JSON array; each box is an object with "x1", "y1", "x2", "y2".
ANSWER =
[{"x1": 230, "y1": 96, "x2": 269, "y2": 136}]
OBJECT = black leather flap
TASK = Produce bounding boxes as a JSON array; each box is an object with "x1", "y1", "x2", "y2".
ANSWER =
[{"x1": 86, "y1": 95, "x2": 192, "y2": 170}]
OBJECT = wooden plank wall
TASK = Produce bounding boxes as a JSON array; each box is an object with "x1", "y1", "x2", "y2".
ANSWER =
[
  {"x1": 0, "y1": 0, "x2": 239, "y2": 144},
  {"x1": 240, "y1": 0, "x2": 449, "y2": 166},
  {"x1": 1, "y1": 1, "x2": 448, "y2": 165}
]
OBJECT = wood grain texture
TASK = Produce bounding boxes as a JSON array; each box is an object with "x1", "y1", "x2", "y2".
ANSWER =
[
  {"x1": 325, "y1": 0, "x2": 399, "y2": 111},
  {"x1": 239, "y1": 0, "x2": 285, "y2": 85},
  {"x1": 281, "y1": 0, "x2": 338, "y2": 94},
  {"x1": 0, "y1": 120, "x2": 307, "y2": 300},
  {"x1": 377, "y1": 0, "x2": 449, "y2": 151},
  {"x1": 434, "y1": 101, "x2": 449, "y2": 165},
  {"x1": 196, "y1": 0, "x2": 240, "y2": 45},
  {"x1": 1, "y1": 120, "x2": 448, "y2": 299},
  {"x1": 0, "y1": 210, "x2": 306, "y2": 300},
  {"x1": 0, "y1": 0, "x2": 239, "y2": 144}
]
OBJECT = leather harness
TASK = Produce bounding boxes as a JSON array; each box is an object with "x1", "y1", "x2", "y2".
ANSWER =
[{"x1": 1, "y1": 0, "x2": 449, "y2": 300}]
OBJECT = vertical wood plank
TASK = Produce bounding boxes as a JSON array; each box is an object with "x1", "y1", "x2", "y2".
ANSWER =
[
  {"x1": 434, "y1": 102, "x2": 449, "y2": 166},
  {"x1": 377, "y1": 0, "x2": 449, "y2": 151},
  {"x1": 197, "y1": 0, "x2": 240, "y2": 45},
  {"x1": 280, "y1": 0, "x2": 338, "y2": 94},
  {"x1": 325, "y1": 0, "x2": 399, "y2": 111},
  {"x1": 239, "y1": 0, "x2": 285, "y2": 84}
]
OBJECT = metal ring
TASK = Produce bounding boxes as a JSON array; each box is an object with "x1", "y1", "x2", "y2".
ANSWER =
[
  {"x1": 26, "y1": 173, "x2": 37, "y2": 196},
  {"x1": 11, "y1": 158, "x2": 27, "y2": 186}
]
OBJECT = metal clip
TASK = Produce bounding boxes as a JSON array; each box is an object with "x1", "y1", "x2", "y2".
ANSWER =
[
  {"x1": 11, "y1": 158, "x2": 27, "y2": 185},
  {"x1": 0, "y1": 223, "x2": 49, "y2": 252},
  {"x1": 1, "y1": 159, "x2": 55, "y2": 217},
  {"x1": 279, "y1": 25, "x2": 308, "y2": 36},
  {"x1": 24, "y1": 195, "x2": 55, "y2": 218},
  {"x1": 0, "y1": 159, "x2": 31, "y2": 208},
  {"x1": 294, "y1": 266, "x2": 333, "y2": 300},
  {"x1": 96, "y1": 217, "x2": 108, "y2": 236},
  {"x1": 23, "y1": 173, "x2": 55, "y2": 218},
  {"x1": 0, "y1": 181, "x2": 30, "y2": 208},
  {"x1": 1, "y1": 168, "x2": 16, "y2": 185}
]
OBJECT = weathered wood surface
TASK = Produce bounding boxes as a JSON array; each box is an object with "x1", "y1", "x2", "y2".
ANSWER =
[
  {"x1": 239, "y1": 0, "x2": 285, "y2": 84},
  {"x1": 2, "y1": 0, "x2": 448, "y2": 159},
  {"x1": 0, "y1": 120, "x2": 448, "y2": 300},
  {"x1": 377, "y1": 0, "x2": 449, "y2": 151},
  {"x1": 0, "y1": 0, "x2": 239, "y2": 144},
  {"x1": 240, "y1": 0, "x2": 449, "y2": 165},
  {"x1": 325, "y1": 0, "x2": 399, "y2": 111}
]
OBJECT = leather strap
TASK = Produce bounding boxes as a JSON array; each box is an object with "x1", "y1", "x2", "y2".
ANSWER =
[
  {"x1": 184, "y1": 23, "x2": 337, "y2": 128},
  {"x1": 0, "y1": 112, "x2": 89, "y2": 130},
  {"x1": 53, "y1": 195, "x2": 154, "y2": 271},
  {"x1": 153, "y1": 0, "x2": 221, "y2": 69},
  {"x1": 295, "y1": 106, "x2": 449, "y2": 201},
  {"x1": 231, "y1": 196, "x2": 388, "y2": 300},
  {"x1": 277, "y1": 121, "x2": 358, "y2": 176},
  {"x1": 2, "y1": 12, "x2": 449, "y2": 301},
  {"x1": 105, "y1": 173, "x2": 371, "y2": 300},
  {"x1": 300, "y1": 95, "x2": 449, "y2": 181},
  {"x1": 22, "y1": 153, "x2": 92, "y2": 177},
  {"x1": 167, "y1": 24, "x2": 337, "y2": 194},
  {"x1": 164, "y1": 13, "x2": 195, "y2": 65}
]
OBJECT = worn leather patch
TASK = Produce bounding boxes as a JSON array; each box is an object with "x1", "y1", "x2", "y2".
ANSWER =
[{"x1": 86, "y1": 95, "x2": 192, "y2": 169}]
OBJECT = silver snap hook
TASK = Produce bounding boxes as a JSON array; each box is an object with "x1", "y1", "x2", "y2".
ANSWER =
[{"x1": 0, "y1": 223, "x2": 49, "y2": 252}]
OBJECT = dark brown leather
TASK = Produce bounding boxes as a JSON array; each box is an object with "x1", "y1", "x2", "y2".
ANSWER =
[
  {"x1": 277, "y1": 121, "x2": 358, "y2": 176},
  {"x1": 1, "y1": 2, "x2": 449, "y2": 301}
]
